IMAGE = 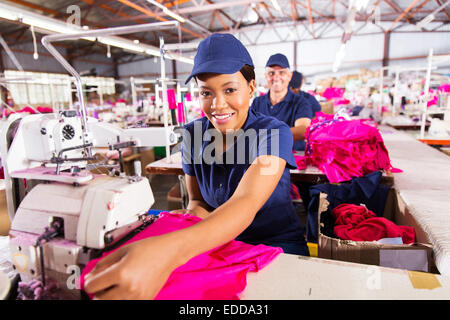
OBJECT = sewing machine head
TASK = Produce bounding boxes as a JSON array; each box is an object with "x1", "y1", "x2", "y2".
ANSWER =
[{"x1": 8, "y1": 174, "x2": 155, "y2": 288}]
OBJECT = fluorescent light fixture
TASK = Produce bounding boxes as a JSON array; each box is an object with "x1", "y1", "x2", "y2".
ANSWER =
[
  {"x1": 350, "y1": 0, "x2": 370, "y2": 11},
  {"x1": 416, "y1": 1, "x2": 450, "y2": 29},
  {"x1": 0, "y1": 2, "x2": 193, "y2": 64},
  {"x1": 333, "y1": 43, "x2": 346, "y2": 72},
  {"x1": 98, "y1": 37, "x2": 145, "y2": 54},
  {"x1": 145, "y1": 48, "x2": 159, "y2": 56},
  {"x1": 271, "y1": 0, "x2": 282, "y2": 12},
  {"x1": 146, "y1": 0, "x2": 186, "y2": 23},
  {"x1": 163, "y1": 8, "x2": 186, "y2": 23},
  {"x1": 416, "y1": 14, "x2": 435, "y2": 29}
]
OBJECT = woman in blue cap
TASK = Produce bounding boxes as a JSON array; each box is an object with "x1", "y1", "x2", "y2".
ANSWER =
[{"x1": 84, "y1": 33, "x2": 307, "y2": 300}]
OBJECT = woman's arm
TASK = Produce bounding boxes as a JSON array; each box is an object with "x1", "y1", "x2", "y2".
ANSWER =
[
  {"x1": 84, "y1": 155, "x2": 286, "y2": 299},
  {"x1": 290, "y1": 117, "x2": 311, "y2": 141}
]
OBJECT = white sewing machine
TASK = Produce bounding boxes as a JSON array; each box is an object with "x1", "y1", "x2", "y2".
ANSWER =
[
  {"x1": 0, "y1": 109, "x2": 178, "y2": 299},
  {"x1": 0, "y1": 22, "x2": 188, "y2": 299}
]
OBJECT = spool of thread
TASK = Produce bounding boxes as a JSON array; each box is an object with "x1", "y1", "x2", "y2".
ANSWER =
[
  {"x1": 167, "y1": 89, "x2": 178, "y2": 125},
  {"x1": 185, "y1": 93, "x2": 192, "y2": 102},
  {"x1": 177, "y1": 102, "x2": 185, "y2": 124},
  {"x1": 167, "y1": 89, "x2": 177, "y2": 110},
  {"x1": 133, "y1": 160, "x2": 142, "y2": 177}
]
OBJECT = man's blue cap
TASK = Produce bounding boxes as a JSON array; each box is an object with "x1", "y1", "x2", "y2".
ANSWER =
[
  {"x1": 265, "y1": 53, "x2": 290, "y2": 69},
  {"x1": 289, "y1": 71, "x2": 303, "y2": 88},
  {"x1": 185, "y1": 33, "x2": 253, "y2": 84}
]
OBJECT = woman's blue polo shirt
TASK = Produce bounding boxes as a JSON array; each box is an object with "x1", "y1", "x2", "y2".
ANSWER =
[{"x1": 181, "y1": 108, "x2": 306, "y2": 246}]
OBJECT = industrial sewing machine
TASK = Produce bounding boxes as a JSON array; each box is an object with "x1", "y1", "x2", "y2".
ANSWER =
[
  {"x1": 0, "y1": 22, "x2": 190, "y2": 299},
  {"x1": 0, "y1": 107, "x2": 179, "y2": 299}
]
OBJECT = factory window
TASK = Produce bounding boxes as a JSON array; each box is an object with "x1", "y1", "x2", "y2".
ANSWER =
[{"x1": 3, "y1": 70, "x2": 115, "y2": 108}]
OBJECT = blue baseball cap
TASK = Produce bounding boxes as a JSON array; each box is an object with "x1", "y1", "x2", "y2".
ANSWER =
[
  {"x1": 266, "y1": 53, "x2": 290, "y2": 69},
  {"x1": 185, "y1": 33, "x2": 254, "y2": 84},
  {"x1": 289, "y1": 71, "x2": 303, "y2": 88}
]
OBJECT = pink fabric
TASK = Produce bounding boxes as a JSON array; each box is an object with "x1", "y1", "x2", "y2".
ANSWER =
[
  {"x1": 293, "y1": 154, "x2": 307, "y2": 170},
  {"x1": 167, "y1": 89, "x2": 177, "y2": 110},
  {"x1": 439, "y1": 83, "x2": 450, "y2": 93},
  {"x1": 333, "y1": 98, "x2": 350, "y2": 106},
  {"x1": 300, "y1": 112, "x2": 401, "y2": 183},
  {"x1": 17, "y1": 106, "x2": 36, "y2": 114},
  {"x1": 332, "y1": 204, "x2": 415, "y2": 244},
  {"x1": 36, "y1": 106, "x2": 53, "y2": 113},
  {"x1": 322, "y1": 87, "x2": 344, "y2": 100},
  {"x1": 421, "y1": 89, "x2": 438, "y2": 107},
  {"x1": 80, "y1": 212, "x2": 282, "y2": 300},
  {"x1": 177, "y1": 102, "x2": 186, "y2": 123}
]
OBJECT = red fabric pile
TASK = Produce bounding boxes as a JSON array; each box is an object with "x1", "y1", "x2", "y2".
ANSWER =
[
  {"x1": 332, "y1": 203, "x2": 415, "y2": 244},
  {"x1": 297, "y1": 112, "x2": 401, "y2": 183}
]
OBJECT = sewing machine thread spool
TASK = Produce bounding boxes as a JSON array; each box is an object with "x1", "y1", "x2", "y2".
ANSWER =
[
  {"x1": 177, "y1": 102, "x2": 185, "y2": 125},
  {"x1": 133, "y1": 160, "x2": 141, "y2": 177},
  {"x1": 167, "y1": 89, "x2": 177, "y2": 126}
]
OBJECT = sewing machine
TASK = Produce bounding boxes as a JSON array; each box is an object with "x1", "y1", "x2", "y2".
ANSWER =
[
  {"x1": 0, "y1": 22, "x2": 191, "y2": 299},
  {"x1": 0, "y1": 108, "x2": 180, "y2": 299}
]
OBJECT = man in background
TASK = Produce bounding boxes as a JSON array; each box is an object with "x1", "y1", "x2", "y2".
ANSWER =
[{"x1": 289, "y1": 71, "x2": 321, "y2": 118}]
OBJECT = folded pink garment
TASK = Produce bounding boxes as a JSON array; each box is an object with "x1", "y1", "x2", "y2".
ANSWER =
[
  {"x1": 300, "y1": 112, "x2": 401, "y2": 183},
  {"x1": 80, "y1": 212, "x2": 282, "y2": 300}
]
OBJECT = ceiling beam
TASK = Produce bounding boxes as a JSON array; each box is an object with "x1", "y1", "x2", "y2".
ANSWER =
[
  {"x1": 435, "y1": 0, "x2": 450, "y2": 20},
  {"x1": 290, "y1": 0, "x2": 299, "y2": 21},
  {"x1": 163, "y1": 0, "x2": 265, "y2": 15},
  {"x1": 386, "y1": 0, "x2": 422, "y2": 32},
  {"x1": 116, "y1": 0, "x2": 205, "y2": 39},
  {"x1": 306, "y1": 0, "x2": 315, "y2": 38},
  {"x1": 6, "y1": 0, "x2": 60, "y2": 16},
  {"x1": 260, "y1": 2, "x2": 275, "y2": 20},
  {"x1": 204, "y1": 0, "x2": 237, "y2": 26}
]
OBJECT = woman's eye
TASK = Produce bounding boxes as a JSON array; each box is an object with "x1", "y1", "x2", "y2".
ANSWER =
[
  {"x1": 200, "y1": 91, "x2": 211, "y2": 97},
  {"x1": 225, "y1": 88, "x2": 237, "y2": 94}
]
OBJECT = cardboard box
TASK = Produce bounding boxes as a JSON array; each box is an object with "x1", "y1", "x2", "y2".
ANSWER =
[
  {"x1": 317, "y1": 189, "x2": 436, "y2": 273},
  {"x1": 320, "y1": 101, "x2": 334, "y2": 114},
  {"x1": 0, "y1": 189, "x2": 10, "y2": 236}
]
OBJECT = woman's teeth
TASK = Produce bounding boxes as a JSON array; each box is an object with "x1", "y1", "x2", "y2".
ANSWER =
[{"x1": 214, "y1": 113, "x2": 233, "y2": 120}]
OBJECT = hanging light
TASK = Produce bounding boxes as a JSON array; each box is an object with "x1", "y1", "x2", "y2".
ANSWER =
[{"x1": 30, "y1": 25, "x2": 39, "y2": 60}]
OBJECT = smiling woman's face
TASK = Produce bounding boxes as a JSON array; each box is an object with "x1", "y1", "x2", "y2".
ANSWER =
[{"x1": 196, "y1": 71, "x2": 255, "y2": 134}]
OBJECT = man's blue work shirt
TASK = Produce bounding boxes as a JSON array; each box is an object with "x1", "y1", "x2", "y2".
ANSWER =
[
  {"x1": 181, "y1": 108, "x2": 306, "y2": 246},
  {"x1": 299, "y1": 90, "x2": 321, "y2": 117},
  {"x1": 251, "y1": 90, "x2": 312, "y2": 151}
]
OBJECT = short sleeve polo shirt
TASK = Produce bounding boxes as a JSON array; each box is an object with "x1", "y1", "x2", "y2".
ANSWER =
[
  {"x1": 181, "y1": 109, "x2": 305, "y2": 245},
  {"x1": 251, "y1": 90, "x2": 313, "y2": 151},
  {"x1": 299, "y1": 90, "x2": 321, "y2": 117}
]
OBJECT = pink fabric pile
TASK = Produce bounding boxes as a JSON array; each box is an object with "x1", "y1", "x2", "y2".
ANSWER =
[
  {"x1": 80, "y1": 212, "x2": 282, "y2": 300},
  {"x1": 296, "y1": 112, "x2": 401, "y2": 183}
]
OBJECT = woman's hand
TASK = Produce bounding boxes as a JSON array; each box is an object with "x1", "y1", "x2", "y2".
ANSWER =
[
  {"x1": 83, "y1": 234, "x2": 183, "y2": 300},
  {"x1": 170, "y1": 208, "x2": 210, "y2": 219}
]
